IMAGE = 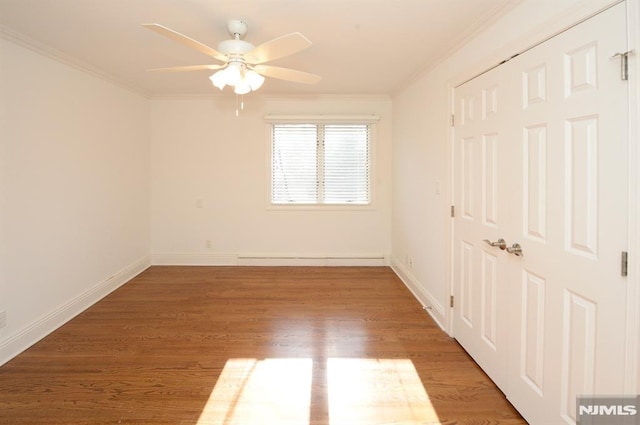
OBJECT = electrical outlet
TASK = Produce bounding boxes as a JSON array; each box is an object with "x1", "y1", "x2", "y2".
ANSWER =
[
  {"x1": 0, "y1": 311, "x2": 6, "y2": 328},
  {"x1": 205, "y1": 240, "x2": 212, "y2": 249},
  {"x1": 407, "y1": 256, "x2": 414, "y2": 269}
]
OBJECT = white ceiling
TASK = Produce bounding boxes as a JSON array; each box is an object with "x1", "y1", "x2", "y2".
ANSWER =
[{"x1": 0, "y1": 0, "x2": 515, "y2": 97}]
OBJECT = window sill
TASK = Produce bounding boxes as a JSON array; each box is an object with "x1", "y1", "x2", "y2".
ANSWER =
[{"x1": 267, "y1": 203, "x2": 376, "y2": 212}]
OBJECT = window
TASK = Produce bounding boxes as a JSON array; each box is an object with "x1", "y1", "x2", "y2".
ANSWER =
[{"x1": 271, "y1": 123, "x2": 371, "y2": 205}]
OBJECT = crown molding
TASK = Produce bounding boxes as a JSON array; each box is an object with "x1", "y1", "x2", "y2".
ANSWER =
[{"x1": 0, "y1": 24, "x2": 150, "y2": 98}]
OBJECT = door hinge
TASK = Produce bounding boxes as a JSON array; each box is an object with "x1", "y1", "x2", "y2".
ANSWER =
[
  {"x1": 450, "y1": 114, "x2": 455, "y2": 127},
  {"x1": 450, "y1": 295, "x2": 454, "y2": 308},
  {"x1": 450, "y1": 205, "x2": 455, "y2": 217},
  {"x1": 611, "y1": 50, "x2": 634, "y2": 81},
  {"x1": 621, "y1": 251, "x2": 628, "y2": 277}
]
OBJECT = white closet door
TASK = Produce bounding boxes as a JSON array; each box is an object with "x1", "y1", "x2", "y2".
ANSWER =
[
  {"x1": 453, "y1": 3, "x2": 629, "y2": 424},
  {"x1": 452, "y1": 59, "x2": 511, "y2": 392}
]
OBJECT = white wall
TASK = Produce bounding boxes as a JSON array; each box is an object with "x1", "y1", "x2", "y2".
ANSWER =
[
  {"x1": 150, "y1": 95, "x2": 392, "y2": 265},
  {"x1": 390, "y1": 0, "x2": 618, "y2": 329},
  {"x1": 391, "y1": 70, "x2": 450, "y2": 326},
  {"x1": 0, "y1": 38, "x2": 150, "y2": 365}
]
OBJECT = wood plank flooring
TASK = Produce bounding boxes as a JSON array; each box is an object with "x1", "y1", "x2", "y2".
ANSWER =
[{"x1": 0, "y1": 266, "x2": 526, "y2": 425}]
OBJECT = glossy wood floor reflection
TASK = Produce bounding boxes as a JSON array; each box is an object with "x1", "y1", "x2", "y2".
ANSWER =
[{"x1": 0, "y1": 267, "x2": 526, "y2": 425}]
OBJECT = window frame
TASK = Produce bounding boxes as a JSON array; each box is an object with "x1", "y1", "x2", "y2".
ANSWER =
[{"x1": 265, "y1": 115, "x2": 378, "y2": 211}]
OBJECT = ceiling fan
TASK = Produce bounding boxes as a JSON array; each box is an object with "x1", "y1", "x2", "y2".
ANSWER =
[{"x1": 143, "y1": 20, "x2": 321, "y2": 94}]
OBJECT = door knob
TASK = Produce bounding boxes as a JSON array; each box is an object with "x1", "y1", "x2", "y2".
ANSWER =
[
  {"x1": 506, "y1": 243, "x2": 523, "y2": 256},
  {"x1": 483, "y1": 238, "x2": 507, "y2": 250}
]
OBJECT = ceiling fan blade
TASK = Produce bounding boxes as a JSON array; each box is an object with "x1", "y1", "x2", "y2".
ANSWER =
[
  {"x1": 246, "y1": 33, "x2": 312, "y2": 64},
  {"x1": 147, "y1": 64, "x2": 225, "y2": 72},
  {"x1": 142, "y1": 23, "x2": 227, "y2": 62},
  {"x1": 253, "y1": 65, "x2": 321, "y2": 84}
]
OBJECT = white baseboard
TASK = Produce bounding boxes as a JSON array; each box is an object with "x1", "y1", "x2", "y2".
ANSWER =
[
  {"x1": 238, "y1": 253, "x2": 387, "y2": 267},
  {"x1": 151, "y1": 252, "x2": 388, "y2": 267},
  {"x1": 0, "y1": 255, "x2": 151, "y2": 366},
  {"x1": 390, "y1": 255, "x2": 447, "y2": 331},
  {"x1": 151, "y1": 253, "x2": 238, "y2": 266}
]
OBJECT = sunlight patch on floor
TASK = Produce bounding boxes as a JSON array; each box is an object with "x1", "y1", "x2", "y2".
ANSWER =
[
  {"x1": 327, "y1": 358, "x2": 440, "y2": 425},
  {"x1": 196, "y1": 358, "x2": 440, "y2": 425},
  {"x1": 196, "y1": 358, "x2": 312, "y2": 425}
]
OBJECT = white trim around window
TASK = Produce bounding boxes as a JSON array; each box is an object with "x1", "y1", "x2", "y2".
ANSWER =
[{"x1": 264, "y1": 114, "x2": 380, "y2": 124}]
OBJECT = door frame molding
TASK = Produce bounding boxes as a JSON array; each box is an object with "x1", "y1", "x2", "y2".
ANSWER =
[
  {"x1": 625, "y1": 0, "x2": 640, "y2": 394},
  {"x1": 446, "y1": 0, "x2": 640, "y2": 393}
]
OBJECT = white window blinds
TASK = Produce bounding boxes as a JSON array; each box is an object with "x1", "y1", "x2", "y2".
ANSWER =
[
  {"x1": 272, "y1": 124, "x2": 318, "y2": 204},
  {"x1": 271, "y1": 123, "x2": 371, "y2": 205}
]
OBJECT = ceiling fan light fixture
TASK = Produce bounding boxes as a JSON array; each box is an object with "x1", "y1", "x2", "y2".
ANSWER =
[
  {"x1": 210, "y1": 63, "x2": 264, "y2": 94},
  {"x1": 245, "y1": 70, "x2": 265, "y2": 91},
  {"x1": 209, "y1": 69, "x2": 228, "y2": 90},
  {"x1": 234, "y1": 80, "x2": 251, "y2": 95},
  {"x1": 223, "y1": 64, "x2": 242, "y2": 86}
]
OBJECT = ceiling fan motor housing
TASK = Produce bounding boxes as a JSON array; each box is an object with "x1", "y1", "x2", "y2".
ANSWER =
[{"x1": 218, "y1": 38, "x2": 255, "y2": 56}]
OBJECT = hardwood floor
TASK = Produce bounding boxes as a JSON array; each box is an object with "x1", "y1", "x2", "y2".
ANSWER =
[{"x1": 0, "y1": 266, "x2": 526, "y2": 425}]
